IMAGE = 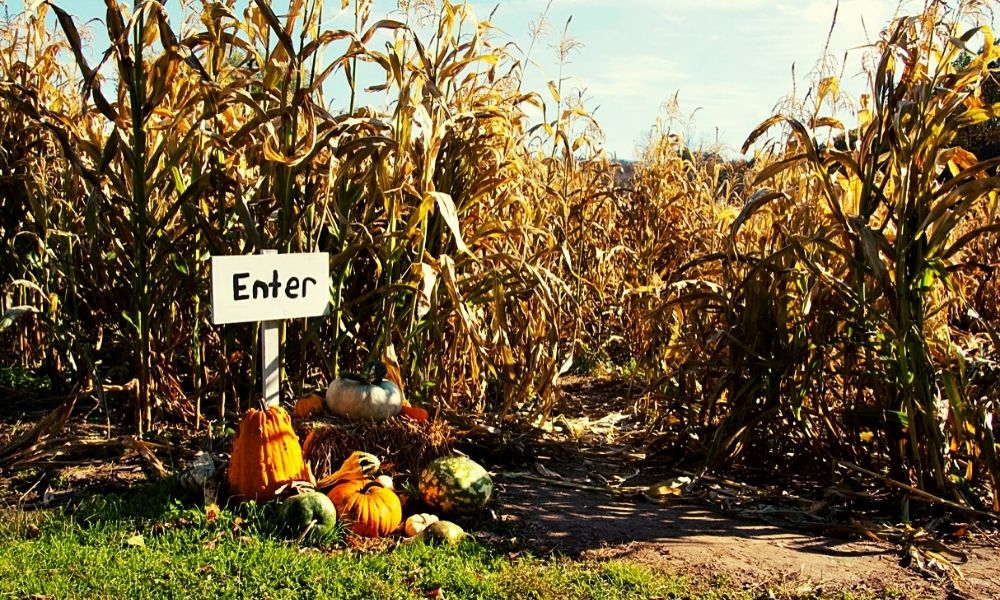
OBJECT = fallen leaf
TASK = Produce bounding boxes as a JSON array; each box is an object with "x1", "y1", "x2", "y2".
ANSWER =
[
  {"x1": 125, "y1": 534, "x2": 145, "y2": 547},
  {"x1": 645, "y1": 476, "x2": 692, "y2": 498},
  {"x1": 205, "y1": 504, "x2": 220, "y2": 522}
]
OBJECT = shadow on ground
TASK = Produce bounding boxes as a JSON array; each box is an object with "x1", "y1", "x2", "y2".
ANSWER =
[{"x1": 471, "y1": 377, "x2": 1000, "y2": 600}]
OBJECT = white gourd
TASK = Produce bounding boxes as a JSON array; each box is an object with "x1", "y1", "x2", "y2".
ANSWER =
[{"x1": 404, "y1": 513, "x2": 439, "y2": 537}]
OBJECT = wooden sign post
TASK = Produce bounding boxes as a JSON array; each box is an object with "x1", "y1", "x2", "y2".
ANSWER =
[{"x1": 210, "y1": 251, "x2": 330, "y2": 407}]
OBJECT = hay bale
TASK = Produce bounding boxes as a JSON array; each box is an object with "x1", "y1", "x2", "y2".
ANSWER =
[{"x1": 301, "y1": 416, "x2": 454, "y2": 484}]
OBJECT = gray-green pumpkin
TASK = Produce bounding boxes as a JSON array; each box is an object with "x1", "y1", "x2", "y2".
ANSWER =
[
  {"x1": 418, "y1": 456, "x2": 493, "y2": 514},
  {"x1": 325, "y1": 376, "x2": 402, "y2": 420},
  {"x1": 280, "y1": 491, "x2": 339, "y2": 544}
]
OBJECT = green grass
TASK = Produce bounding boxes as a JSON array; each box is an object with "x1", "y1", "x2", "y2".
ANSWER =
[
  {"x1": 0, "y1": 481, "x2": 722, "y2": 600},
  {"x1": 0, "y1": 480, "x2": 899, "y2": 599},
  {"x1": 0, "y1": 365, "x2": 51, "y2": 393}
]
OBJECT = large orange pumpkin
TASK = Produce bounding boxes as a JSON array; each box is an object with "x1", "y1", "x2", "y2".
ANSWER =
[
  {"x1": 327, "y1": 478, "x2": 402, "y2": 537},
  {"x1": 227, "y1": 405, "x2": 312, "y2": 502}
]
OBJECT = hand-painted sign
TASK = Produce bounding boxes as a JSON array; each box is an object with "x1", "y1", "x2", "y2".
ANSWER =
[
  {"x1": 210, "y1": 251, "x2": 330, "y2": 407},
  {"x1": 210, "y1": 253, "x2": 330, "y2": 325}
]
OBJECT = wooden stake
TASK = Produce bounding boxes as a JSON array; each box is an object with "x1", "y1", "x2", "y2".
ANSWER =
[{"x1": 260, "y1": 249, "x2": 280, "y2": 408}]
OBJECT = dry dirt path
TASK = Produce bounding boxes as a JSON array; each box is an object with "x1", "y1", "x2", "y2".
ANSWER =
[{"x1": 481, "y1": 377, "x2": 1000, "y2": 600}]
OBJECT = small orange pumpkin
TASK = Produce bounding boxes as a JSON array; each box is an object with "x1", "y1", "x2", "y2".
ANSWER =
[
  {"x1": 327, "y1": 478, "x2": 402, "y2": 537},
  {"x1": 292, "y1": 393, "x2": 325, "y2": 419},
  {"x1": 227, "y1": 405, "x2": 312, "y2": 503},
  {"x1": 401, "y1": 402, "x2": 429, "y2": 421}
]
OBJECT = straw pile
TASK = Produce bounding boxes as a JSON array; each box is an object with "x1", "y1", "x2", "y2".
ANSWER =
[{"x1": 300, "y1": 416, "x2": 455, "y2": 483}]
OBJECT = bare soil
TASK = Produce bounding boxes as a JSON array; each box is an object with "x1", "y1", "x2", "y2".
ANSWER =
[
  {"x1": 479, "y1": 377, "x2": 1000, "y2": 600},
  {"x1": 494, "y1": 476, "x2": 1000, "y2": 599}
]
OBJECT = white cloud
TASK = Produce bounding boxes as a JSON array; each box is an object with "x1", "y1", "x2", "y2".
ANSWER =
[{"x1": 584, "y1": 54, "x2": 688, "y2": 98}]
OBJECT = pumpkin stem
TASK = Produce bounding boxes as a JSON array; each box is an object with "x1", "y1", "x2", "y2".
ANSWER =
[
  {"x1": 340, "y1": 371, "x2": 373, "y2": 385},
  {"x1": 341, "y1": 361, "x2": 389, "y2": 385},
  {"x1": 361, "y1": 480, "x2": 385, "y2": 493}
]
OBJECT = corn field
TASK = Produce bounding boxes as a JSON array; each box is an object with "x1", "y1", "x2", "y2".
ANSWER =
[{"x1": 1, "y1": 0, "x2": 998, "y2": 512}]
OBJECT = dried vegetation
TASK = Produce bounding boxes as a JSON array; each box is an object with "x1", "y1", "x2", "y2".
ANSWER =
[{"x1": 1, "y1": 0, "x2": 999, "y2": 515}]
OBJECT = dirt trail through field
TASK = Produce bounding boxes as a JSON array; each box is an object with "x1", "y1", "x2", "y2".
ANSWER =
[{"x1": 484, "y1": 377, "x2": 1000, "y2": 599}]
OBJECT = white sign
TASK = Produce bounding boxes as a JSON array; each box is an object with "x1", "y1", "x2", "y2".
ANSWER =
[{"x1": 210, "y1": 252, "x2": 330, "y2": 325}]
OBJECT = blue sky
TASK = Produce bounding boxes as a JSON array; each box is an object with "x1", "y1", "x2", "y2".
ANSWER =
[
  {"x1": 492, "y1": 0, "x2": 924, "y2": 158},
  {"x1": 1, "y1": 0, "x2": 953, "y2": 158}
]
